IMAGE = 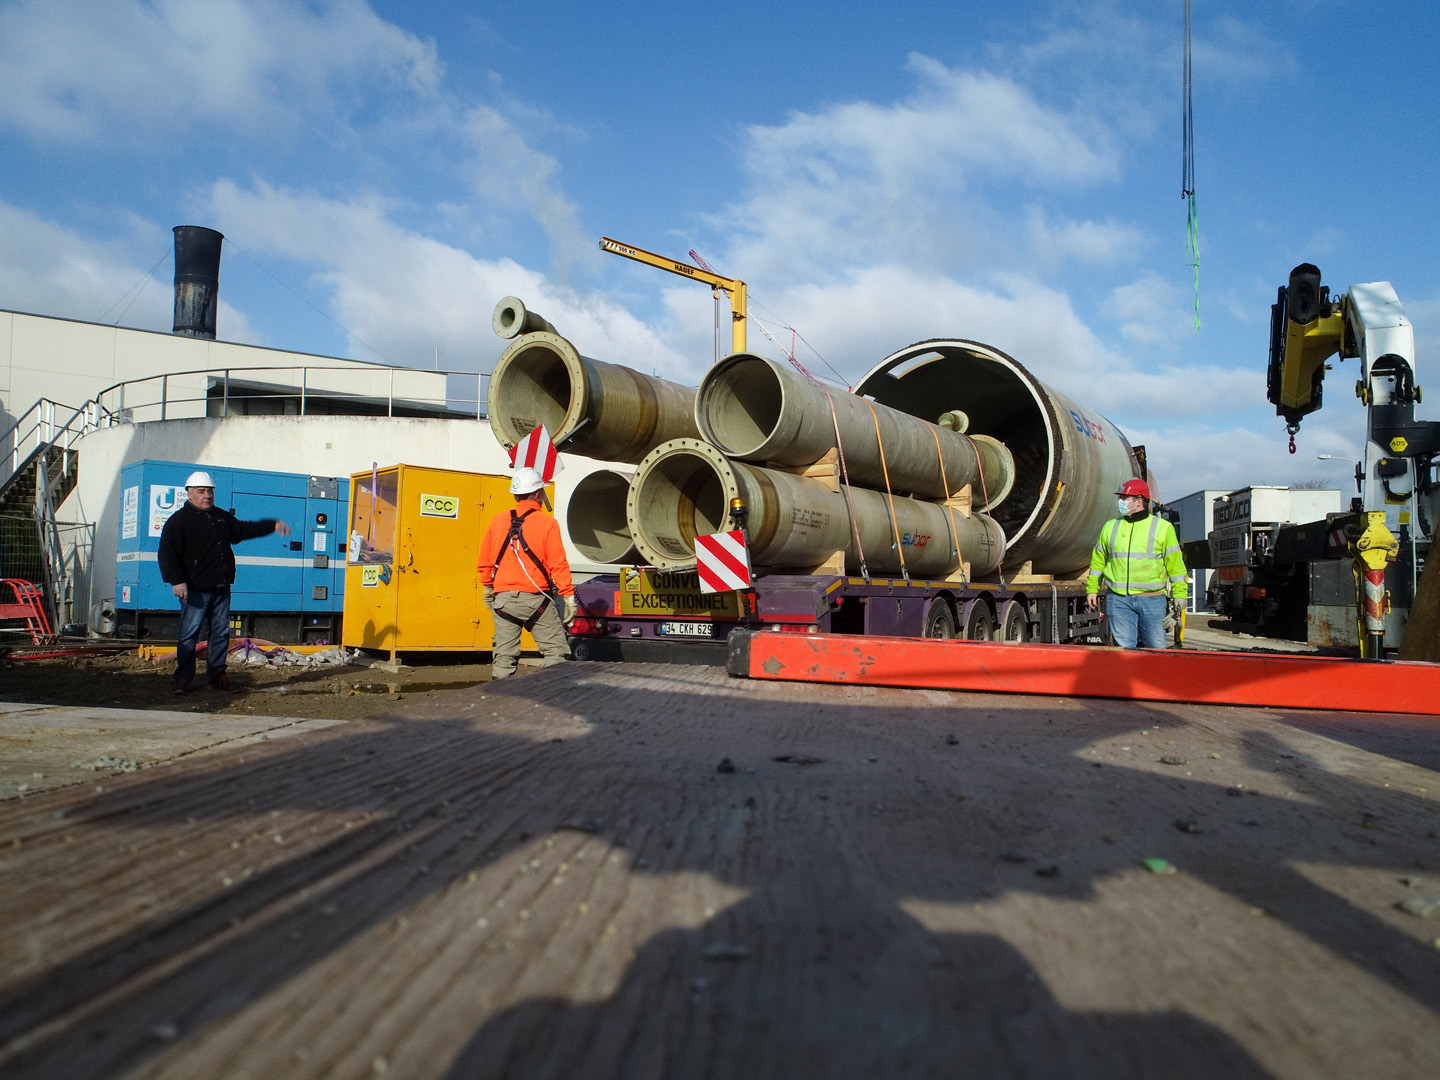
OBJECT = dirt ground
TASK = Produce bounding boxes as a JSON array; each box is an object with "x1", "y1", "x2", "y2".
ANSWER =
[
  {"x1": 0, "y1": 615, "x2": 1320, "y2": 725},
  {"x1": 0, "y1": 646, "x2": 499, "y2": 722},
  {"x1": 1, "y1": 659, "x2": 1438, "y2": 1078}
]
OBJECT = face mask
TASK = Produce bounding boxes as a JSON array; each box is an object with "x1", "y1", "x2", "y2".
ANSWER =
[{"x1": 1117, "y1": 498, "x2": 1131, "y2": 516}]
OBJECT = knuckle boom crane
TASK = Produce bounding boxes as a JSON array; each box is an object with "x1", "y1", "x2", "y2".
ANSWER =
[{"x1": 1264, "y1": 263, "x2": 1440, "y2": 657}]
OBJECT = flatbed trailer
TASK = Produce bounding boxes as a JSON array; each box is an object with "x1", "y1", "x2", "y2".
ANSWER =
[{"x1": 568, "y1": 568, "x2": 1104, "y2": 663}]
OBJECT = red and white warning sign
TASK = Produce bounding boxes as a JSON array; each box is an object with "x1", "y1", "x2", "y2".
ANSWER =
[
  {"x1": 509, "y1": 423, "x2": 563, "y2": 482},
  {"x1": 696, "y1": 529, "x2": 751, "y2": 593}
]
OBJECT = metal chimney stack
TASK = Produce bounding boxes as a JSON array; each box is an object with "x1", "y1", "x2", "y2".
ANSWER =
[{"x1": 172, "y1": 225, "x2": 224, "y2": 338}]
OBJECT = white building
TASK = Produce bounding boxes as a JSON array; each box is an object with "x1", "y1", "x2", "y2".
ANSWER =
[
  {"x1": 1168, "y1": 489, "x2": 1229, "y2": 612},
  {"x1": 1, "y1": 305, "x2": 616, "y2": 630}
]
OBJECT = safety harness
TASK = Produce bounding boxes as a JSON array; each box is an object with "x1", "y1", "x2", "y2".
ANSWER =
[{"x1": 493, "y1": 509, "x2": 561, "y2": 625}]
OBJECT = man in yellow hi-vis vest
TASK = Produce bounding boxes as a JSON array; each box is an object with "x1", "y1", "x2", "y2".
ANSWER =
[{"x1": 1085, "y1": 479, "x2": 1187, "y2": 649}]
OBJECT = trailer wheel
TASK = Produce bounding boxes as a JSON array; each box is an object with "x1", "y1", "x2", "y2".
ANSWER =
[
  {"x1": 922, "y1": 598, "x2": 956, "y2": 639},
  {"x1": 961, "y1": 599, "x2": 995, "y2": 641},
  {"x1": 999, "y1": 600, "x2": 1029, "y2": 643}
]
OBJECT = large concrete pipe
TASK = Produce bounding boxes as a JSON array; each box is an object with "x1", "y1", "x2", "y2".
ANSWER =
[
  {"x1": 487, "y1": 326, "x2": 701, "y2": 465},
  {"x1": 565, "y1": 468, "x2": 639, "y2": 564},
  {"x1": 492, "y1": 295, "x2": 558, "y2": 339},
  {"x1": 854, "y1": 341, "x2": 1142, "y2": 576},
  {"x1": 695, "y1": 353, "x2": 1016, "y2": 509},
  {"x1": 627, "y1": 438, "x2": 1006, "y2": 578}
]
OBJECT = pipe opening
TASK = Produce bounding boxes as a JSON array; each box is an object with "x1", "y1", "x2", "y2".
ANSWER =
[
  {"x1": 491, "y1": 340, "x2": 574, "y2": 444},
  {"x1": 859, "y1": 347, "x2": 1049, "y2": 543},
  {"x1": 632, "y1": 452, "x2": 729, "y2": 563},
  {"x1": 698, "y1": 355, "x2": 783, "y2": 457},
  {"x1": 566, "y1": 470, "x2": 637, "y2": 563}
]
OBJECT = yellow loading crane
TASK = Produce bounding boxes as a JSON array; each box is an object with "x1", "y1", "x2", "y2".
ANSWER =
[{"x1": 599, "y1": 236, "x2": 747, "y2": 355}]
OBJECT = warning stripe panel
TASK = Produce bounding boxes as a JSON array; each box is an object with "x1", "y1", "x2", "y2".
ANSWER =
[
  {"x1": 697, "y1": 530, "x2": 750, "y2": 593},
  {"x1": 513, "y1": 425, "x2": 561, "y2": 482}
]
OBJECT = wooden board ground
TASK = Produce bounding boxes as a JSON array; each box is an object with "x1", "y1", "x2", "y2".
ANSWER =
[{"x1": 1, "y1": 664, "x2": 1438, "y2": 1078}]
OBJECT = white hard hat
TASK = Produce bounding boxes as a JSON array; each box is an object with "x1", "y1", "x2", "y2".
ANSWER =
[
  {"x1": 185, "y1": 471, "x2": 216, "y2": 488},
  {"x1": 510, "y1": 467, "x2": 545, "y2": 495}
]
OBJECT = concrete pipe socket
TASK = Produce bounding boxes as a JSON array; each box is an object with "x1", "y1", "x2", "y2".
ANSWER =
[
  {"x1": 492, "y1": 295, "x2": 558, "y2": 339},
  {"x1": 694, "y1": 352, "x2": 1015, "y2": 509},
  {"x1": 487, "y1": 329, "x2": 701, "y2": 465},
  {"x1": 627, "y1": 438, "x2": 1005, "y2": 578},
  {"x1": 854, "y1": 340, "x2": 1142, "y2": 577},
  {"x1": 565, "y1": 469, "x2": 639, "y2": 564}
]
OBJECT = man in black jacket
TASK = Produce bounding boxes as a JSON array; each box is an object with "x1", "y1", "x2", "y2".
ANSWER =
[{"x1": 157, "y1": 470, "x2": 291, "y2": 693}]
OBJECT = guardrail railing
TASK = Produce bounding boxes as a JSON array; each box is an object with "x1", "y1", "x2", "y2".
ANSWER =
[
  {"x1": 2, "y1": 398, "x2": 99, "y2": 492},
  {"x1": 2, "y1": 363, "x2": 491, "y2": 490}
]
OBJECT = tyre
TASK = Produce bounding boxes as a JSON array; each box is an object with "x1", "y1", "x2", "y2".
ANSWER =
[
  {"x1": 923, "y1": 599, "x2": 956, "y2": 639},
  {"x1": 999, "y1": 601, "x2": 1029, "y2": 643},
  {"x1": 962, "y1": 600, "x2": 995, "y2": 641}
]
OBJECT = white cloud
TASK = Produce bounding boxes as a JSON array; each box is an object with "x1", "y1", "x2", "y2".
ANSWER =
[
  {"x1": 1009, "y1": 6, "x2": 1290, "y2": 135},
  {"x1": 1192, "y1": 16, "x2": 1297, "y2": 87},
  {"x1": 1131, "y1": 413, "x2": 1367, "y2": 505},
  {"x1": 720, "y1": 54, "x2": 1117, "y2": 282},
  {"x1": 0, "y1": 199, "x2": 258, "y2": 341},
  {"x1": 665, "y1": 263, "x2": 1248, "y2": 424},
  {"x1": 204, "y1": 179, "x2": 681, "y2": 378},
  {"x1": 0, "y1": 0, "x2": 440, "y2": 142},
  {"x1": 464, "y1": 105, "x2": 591, "y2": 278},
  {"x1": 1404, "y1": 288, "x2": 1440, "y2": 377},
  {"x1": 1025, "y1": 207, "x2": 1144, "y2": 267},
  {"x1": 1104, "y1": 272, "x2": 1199, "y2": 349}
]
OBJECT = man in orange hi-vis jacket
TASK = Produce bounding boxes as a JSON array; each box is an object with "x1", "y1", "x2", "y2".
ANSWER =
[{"x1": 477, "y1": 467, "x2": 576, "y2": 678}]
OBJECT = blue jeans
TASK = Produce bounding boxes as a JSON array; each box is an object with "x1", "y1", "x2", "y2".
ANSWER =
[
  {"x1": 1106, "y1": 593, "x2": 1167, "y2": 649},
  {"x1": 175, "y1": 587, "x2": 232, "y2": 685}
]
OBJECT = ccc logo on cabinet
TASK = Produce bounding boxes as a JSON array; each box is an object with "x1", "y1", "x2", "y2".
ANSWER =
[{"x1": 420, "y1": 493, "x2": 459, "y2": 519}]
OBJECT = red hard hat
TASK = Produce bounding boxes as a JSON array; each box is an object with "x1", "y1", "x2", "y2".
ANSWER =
[{"x1": 1116, "y1": 479, "x2": 1150, "y2": 499}]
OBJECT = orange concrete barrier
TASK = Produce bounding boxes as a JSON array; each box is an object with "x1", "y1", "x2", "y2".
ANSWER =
[{"x1": 726, "y1": 631, "x2": 1440, "y2": 716}]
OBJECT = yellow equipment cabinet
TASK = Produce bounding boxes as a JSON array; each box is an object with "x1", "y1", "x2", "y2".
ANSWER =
[{"x1": 342, "y1": 464, "x2": 550, "y2": 654}]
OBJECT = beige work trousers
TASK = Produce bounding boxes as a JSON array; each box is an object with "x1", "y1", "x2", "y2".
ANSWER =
[{"x1": 490, "y1": 590, "x2": 570, "y2": 678}]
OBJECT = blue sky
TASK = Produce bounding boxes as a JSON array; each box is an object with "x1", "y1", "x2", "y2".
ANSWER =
[{"x1": 2, "y1": 0, "x2": 1438, "y2": 500}]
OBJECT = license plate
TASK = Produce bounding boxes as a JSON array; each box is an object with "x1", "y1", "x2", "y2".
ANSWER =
[{"x1": 658, "y1": 621, "x2": 718, "y2": 637}]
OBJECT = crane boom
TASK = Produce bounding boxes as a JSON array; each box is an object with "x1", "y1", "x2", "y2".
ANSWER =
[{"x1": 599, "y1": 236, "x2": 747, "y2": 354}]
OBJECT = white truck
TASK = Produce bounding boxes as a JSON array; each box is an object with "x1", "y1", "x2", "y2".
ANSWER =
[{"x1": 1205, "y1": 485, "x2": 1350, "y2": 644}]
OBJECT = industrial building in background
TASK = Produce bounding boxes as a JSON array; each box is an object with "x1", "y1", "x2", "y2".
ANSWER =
[{"x1": 0, "y1": 227, "x2": 622, "y2": 642}]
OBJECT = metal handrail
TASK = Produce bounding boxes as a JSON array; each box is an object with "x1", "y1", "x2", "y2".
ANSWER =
[
  {"x1": 3, "y1": 361, "x2": 492, "y2": 488},
  {"x1": 95, "y1": 363, "x2": 486, "y2": 420},
  {"x1": 2, "y1": 398, "x2": 98, "y2": 489}
]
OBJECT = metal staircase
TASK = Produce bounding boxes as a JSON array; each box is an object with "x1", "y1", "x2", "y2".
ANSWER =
[{"x1": 1, "y1": 400, "x2": 89, "y2": 627}]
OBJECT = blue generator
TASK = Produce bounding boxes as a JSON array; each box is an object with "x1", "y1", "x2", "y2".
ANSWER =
[{"x1": 115, "y1": 460, "x2": 349, "y2": 643}]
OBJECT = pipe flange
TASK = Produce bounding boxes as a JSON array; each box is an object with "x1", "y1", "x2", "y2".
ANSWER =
[
  {"x1": 487, "y1": 330, "x2": 587, "y2": 450},
  {"x1": 626, "y1": 439, "x2": 740, "y2": 570}
]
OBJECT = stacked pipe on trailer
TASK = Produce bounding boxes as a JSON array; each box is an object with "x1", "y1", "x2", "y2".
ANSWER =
[
  {"x1": 565, "y1": 469, "x2": 639, "y2": 564},
  {"x1": 695, "y1": 352, "x2": 1015, "y2": 508},
  {"x1": 624, "y1": 438, "x2": 1004, "y2": 577},
  {"x1": 486, "y1": 299, "x2": 1142, "y2": 580},
  {"x1": 486, "y1": 303, "x2": 700, "y2": 465},
  {"x1": 854, "y1": 340, "x2": 1143, "y2": 577}
]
